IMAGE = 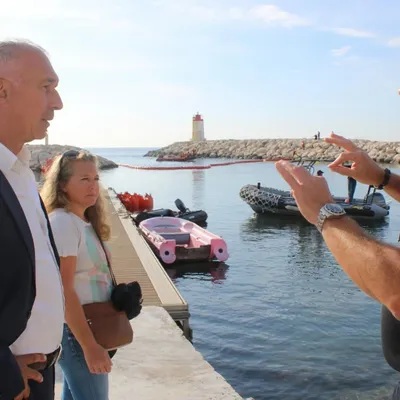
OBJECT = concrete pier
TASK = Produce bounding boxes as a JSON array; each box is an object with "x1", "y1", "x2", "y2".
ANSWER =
[
  {"x1": 54, "y1": 188, "x2": 245, "y2": 399},
  {"x1": 55, "y1": 307, "x2": 244, "y2": 399}
]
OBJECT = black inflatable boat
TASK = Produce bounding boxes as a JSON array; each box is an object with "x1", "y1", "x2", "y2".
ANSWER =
[{"x1": 131, "y1": 199, "x2": 208, "y2": 227}]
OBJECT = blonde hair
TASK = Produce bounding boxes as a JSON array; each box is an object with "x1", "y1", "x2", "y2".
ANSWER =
[{"x1": 40, "y1": 150, "x2": 111, "y2": 241}]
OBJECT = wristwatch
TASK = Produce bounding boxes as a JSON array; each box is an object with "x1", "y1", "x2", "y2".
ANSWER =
[
  {"x1": 376, "y1": 168, "x2": 391, "y2": 190},
  {"x1": 316, "y1": 203, "x2": 346, "y2": 233}
]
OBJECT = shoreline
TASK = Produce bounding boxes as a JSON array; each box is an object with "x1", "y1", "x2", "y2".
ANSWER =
[
  {"x1": 28, "y1": 144, "x2": 118, "y2": 171},
  {"x1": 144, "y1": 139, "x2": 400, "y2": 164}
]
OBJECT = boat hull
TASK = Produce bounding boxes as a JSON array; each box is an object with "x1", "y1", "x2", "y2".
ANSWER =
[
  {"x1": 139, "y1": 217, "x2": 228, "y2": 264},
  {"x1": 156, "y1": 155, "x2": 196, "y2": 162},
  {"x1": 240, "y1": 184, "x2": 390, "y2": 221}
]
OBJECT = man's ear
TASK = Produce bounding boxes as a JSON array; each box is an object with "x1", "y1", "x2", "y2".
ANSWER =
[{"x1": 0, "y1": 78, "x2": 8, "y2": 100}]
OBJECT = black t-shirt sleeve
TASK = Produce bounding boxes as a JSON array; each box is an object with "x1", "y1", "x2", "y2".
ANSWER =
[{"x1": 381, "y1": 305, "x2": 400, "y2": 371}]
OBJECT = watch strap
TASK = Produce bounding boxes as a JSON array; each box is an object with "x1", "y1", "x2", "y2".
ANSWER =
[
  {"x1": 316, "y1": 204, "x2": 346, "y2": 233},
  {"x1": 377, "y1": 168, "x2": 391, "y2": 190}
]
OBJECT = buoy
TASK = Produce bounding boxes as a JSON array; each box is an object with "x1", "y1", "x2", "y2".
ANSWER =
[
  {"x1": 118, "y1": 159, "x2": 264, "y2": 171},
  {"x1": 144, "y1": 193, "x2": 154, "y2": 211},
  {"x1": 117, "y1": 192, "x2": 154, "y2": 212}
]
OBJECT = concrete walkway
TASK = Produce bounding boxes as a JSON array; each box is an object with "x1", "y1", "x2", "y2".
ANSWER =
[{"x1": 55, "y1": 306, "x2": 244, "y2": 400}]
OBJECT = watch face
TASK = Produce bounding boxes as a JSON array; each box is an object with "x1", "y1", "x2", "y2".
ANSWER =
[{"x1": 325, "y1": 203, "x2": 344, "y2": 214}]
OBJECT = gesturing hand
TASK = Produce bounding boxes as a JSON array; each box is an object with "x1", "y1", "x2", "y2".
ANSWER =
[
  {"x1": 325, "y1": 133, "x2": 385, "y2": 187},
  {"x1": 275, "y1": 160, "x2": 334, "y2": 225},
  {"x1": 14, "y1": 353, "x2": 46, "y2": 400}
]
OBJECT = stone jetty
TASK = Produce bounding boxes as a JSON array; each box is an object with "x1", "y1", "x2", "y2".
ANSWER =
[
  {"x1": 27, "y1": 144, "x2": 118, "y2": 171},
  {"x1": 145, "y1": 139, "x2": 400, "y2": 164}
]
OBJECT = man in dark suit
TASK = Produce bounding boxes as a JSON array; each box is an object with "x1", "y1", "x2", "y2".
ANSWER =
[{"x1": 0, "y1": 40, "x2": 64, "y2": 399}]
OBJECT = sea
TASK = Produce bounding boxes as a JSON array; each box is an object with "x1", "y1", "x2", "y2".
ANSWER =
[{"x1": 86, "y1": 147, "x2": 400, "y2": 400}]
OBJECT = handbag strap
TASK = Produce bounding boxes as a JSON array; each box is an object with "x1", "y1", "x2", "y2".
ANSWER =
[
  {"x1": 93, "y1": 229, "x2": 117, "y2": 287},
  {"x1": 39, "y1": 195, "x2": 61, "y2": 267}
]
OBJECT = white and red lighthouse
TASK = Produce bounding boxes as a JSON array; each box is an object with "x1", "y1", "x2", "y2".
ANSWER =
[{"x1": 192, "y1": 112, "x2": 205, "y2": 142}]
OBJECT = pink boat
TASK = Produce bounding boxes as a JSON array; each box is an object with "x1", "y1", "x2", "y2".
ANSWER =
[{"x1": 138, "y1": 217, "x2": 229, "y2": 264}]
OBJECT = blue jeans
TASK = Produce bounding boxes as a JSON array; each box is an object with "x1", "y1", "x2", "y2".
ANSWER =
[
  {"x1": 348, "y1": 177, "x2": 357, "y2": 203},
  {"x1": 58, "y1": 324, "x2": 109, "y2": 400}
]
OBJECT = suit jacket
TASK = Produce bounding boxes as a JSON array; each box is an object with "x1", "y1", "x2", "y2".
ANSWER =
[{"x1": 0, "y1": 170, "x2": 60, "y2": 399}]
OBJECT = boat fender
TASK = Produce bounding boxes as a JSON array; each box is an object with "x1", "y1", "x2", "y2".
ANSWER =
[
  {"x1": 158, "y1": 241, "x2": 177, "y2": 264},
  {"x1": 210, "y1": 238, "x2": 229, "y2": 262}
]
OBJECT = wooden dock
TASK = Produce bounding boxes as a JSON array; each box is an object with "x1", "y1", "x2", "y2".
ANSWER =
[{"x1": 105, "y1": 188, "x2": 191, "y2": 339}]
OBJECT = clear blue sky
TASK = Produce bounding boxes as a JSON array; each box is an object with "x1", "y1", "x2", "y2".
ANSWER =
[{"x1": 2, "y1": 0, "x2": 399, "y2": 147}]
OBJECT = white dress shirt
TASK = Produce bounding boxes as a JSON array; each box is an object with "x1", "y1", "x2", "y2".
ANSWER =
[{"x1": 0, "y1": 143, "x2": 64, "y2": 355}]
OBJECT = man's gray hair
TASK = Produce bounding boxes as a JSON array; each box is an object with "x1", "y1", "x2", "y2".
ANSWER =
[{"x1": 0, "y1": 39, "x2": 47, "y2": 64}]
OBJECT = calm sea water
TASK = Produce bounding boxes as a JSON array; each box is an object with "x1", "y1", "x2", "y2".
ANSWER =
[{"x1": 88, "y1": 147, "x2": 400, "y2": 400}]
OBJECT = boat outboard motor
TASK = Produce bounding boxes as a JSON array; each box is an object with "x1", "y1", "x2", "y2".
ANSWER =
[{"x1": 175, "y1": 198, "x2": 187, "y2": 214}]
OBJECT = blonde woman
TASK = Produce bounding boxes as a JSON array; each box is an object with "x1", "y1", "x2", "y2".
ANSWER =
[{"x1": 41, "y1": 150, "x2": 113, "y2": 400}]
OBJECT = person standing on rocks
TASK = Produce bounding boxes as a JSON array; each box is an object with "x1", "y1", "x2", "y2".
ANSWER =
[
  {"x1": 0, "y1": 40, "x2": 64, "y2": 400},
  {"x1": 276, "y1": 132, "x2": 400, "y2": 399}
]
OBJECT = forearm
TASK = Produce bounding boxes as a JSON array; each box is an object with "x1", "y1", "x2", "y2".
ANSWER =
[
  {"x1": 385, "y1": 172, "x2": 400, "y2": 202},
  {"x1": 322, "y1": 216, "x2": 400, "y2": 314},
  {"x1": 64, "y1": 289, "x2": 97, "y2": 350}
]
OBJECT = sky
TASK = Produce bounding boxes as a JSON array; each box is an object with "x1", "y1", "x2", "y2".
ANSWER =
[{"x1": 1, "y1": 0, "x2": 399, "y2": 147}]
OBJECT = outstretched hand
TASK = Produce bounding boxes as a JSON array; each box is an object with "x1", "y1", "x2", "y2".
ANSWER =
[
  {"x1": 325, "y1": 133, "x2": 385, "y2": 187},
  {"x1": 275, "y1": 160, "x2": 333, "y2": 225}
]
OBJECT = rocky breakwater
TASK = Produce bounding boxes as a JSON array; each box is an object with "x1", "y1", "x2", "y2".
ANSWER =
[
  {"x1": 145, "y1": 139, "x2": 400, "y2": 164},
  {"x1": 27, "y1": 144, "x2": 118, "y2": 172}
]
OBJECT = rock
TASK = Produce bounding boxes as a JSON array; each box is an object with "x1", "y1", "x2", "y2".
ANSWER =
[
  {"x1": 145, "y1": 139, "x2": 400, "y2": 164},
  {"x1": 27, "y1": 144, "x2": 118, "y2": 172}
]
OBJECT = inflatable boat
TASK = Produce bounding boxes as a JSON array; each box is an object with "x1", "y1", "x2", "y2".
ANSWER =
[
  {"x1": 131, "y1": 198, "x2": 208, "y2": 227},
  {"x1": 239, "y1": 184, "x2": 390, "y2": 221},
  {"x1": 139, "y1": 217, "x2": 229, "y2": 264}
]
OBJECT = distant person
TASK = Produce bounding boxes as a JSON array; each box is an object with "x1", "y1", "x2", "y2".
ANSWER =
[
  {"x1": 317, "y1": 131, "x2": 321, "y2": 140},
  {"x1": 0, "y1": 40, "x2": 64, "y2": 400},
  {"x1": 41, "y1": 150, "x2": 115, "y2": 400},
  {"x1": 314, "y1": 134, "x2": 317, "y2": 140},
  {"x1": 344, "y1": 163, "x2": 357, "y2": 203}
]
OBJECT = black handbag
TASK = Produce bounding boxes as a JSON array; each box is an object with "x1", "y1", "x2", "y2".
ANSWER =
[{"x1": 111, "y1": 282, "x2": 143, "y2": 320}]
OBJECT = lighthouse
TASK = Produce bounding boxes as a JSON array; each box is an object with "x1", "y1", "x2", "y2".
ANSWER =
[{"x1": 192, "y1": 112, "x2": 205, "y2": 142}]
